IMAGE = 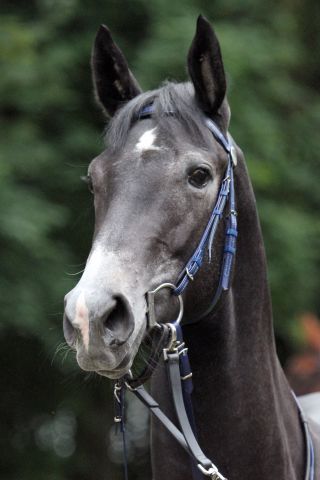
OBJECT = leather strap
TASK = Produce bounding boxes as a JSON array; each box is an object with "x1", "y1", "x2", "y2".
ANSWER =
[
  {"x1": 125, "y1": 324, "x2": 172, "y2": 389},
  {"x1": 131, "y1": 352, "x2": 226, "y2": 480},
  {"x1": 132, "y1": 385, "x2": 188, "y2": 450},
  {"x1": 167, "y1": 351, "x2": 213, "y2": 470}
]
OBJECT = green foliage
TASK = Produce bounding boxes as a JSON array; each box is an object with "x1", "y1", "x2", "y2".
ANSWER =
[{"x1": 0, "y1": 1, "x2": 319, "y2": 478}]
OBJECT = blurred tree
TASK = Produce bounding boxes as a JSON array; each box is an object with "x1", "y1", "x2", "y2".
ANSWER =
[{"x1": 0, "y1": 1, "x2": 319, "y2": 479}]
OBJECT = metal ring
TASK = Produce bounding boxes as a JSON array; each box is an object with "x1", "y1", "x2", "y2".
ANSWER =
[
  {"x1": 146, "y1": 282, "x2": 184, "y2": 329},
  {"x1": 149, "y1": 282, "x2": 179, "y2": 295}
]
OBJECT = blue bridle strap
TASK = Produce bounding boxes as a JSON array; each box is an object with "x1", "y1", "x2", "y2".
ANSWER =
[
  {"x1": 198, "y1": 160, "x2": 237, "y2": 318},
  {"x1": 172, "y1": 120, "x2": 237, "y2": 308},
  {"x1": 138, "y1": 103, "x2": 154, "y2": 118},
  {"x1": 173, "y1": 157, "x2": 235, "y2": 296}
]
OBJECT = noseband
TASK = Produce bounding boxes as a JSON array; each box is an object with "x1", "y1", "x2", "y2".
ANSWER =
[{"x1": 114, "y1": 105, "x2": 314, "y2": 480}]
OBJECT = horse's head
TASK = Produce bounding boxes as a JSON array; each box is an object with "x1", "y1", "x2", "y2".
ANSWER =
[{"x1": 63, "y1": 16, "x2": 231, "y2": 379}]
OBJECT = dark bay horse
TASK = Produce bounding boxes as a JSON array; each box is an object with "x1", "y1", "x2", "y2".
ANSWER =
[{"x1": 63, "y1": 15, "x2": 320, "y2": 480}]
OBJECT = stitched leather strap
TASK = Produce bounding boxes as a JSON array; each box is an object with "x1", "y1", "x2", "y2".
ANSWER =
[
  {"x1": 132, "y1": 385, "x2": 188, "y2": 450},
  {"x1": 167, "y1": 351, "x2": 214, "y2": 470},
  {"x1": 131, "y1": 353, "x2": 227, "y2": 479}
]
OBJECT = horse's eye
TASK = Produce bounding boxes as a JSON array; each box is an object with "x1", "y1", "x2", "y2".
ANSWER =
[
  {"x1": 81, "y1": 174, "x2": 94, "y2": 194},
  {"x1": 188, "y1": 168, "x2": 211, "y2": 188}
]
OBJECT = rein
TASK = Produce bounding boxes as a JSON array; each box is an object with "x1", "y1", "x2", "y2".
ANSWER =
[{"x1": 113, "y1": 105, "x2": 315, "y2": 480}]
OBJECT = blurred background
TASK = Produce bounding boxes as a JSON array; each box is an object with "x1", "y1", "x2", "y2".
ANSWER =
[{"x1": 1, "y1": 1, "x2": 319, "y2": 479}]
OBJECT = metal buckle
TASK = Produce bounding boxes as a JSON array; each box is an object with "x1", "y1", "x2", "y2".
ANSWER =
[
  {"x1": 197, "y1": 464, "x2": 227, "y2": 480},
  {"x1": 186, "y1": 267, "x2": 194, "y2": 281},
  {"x1": 113, "y1": 381, "x2": 123, "y2": 424},
  {"x1": 114, "y1": 382, "x2": 122, "y2": 403},
  {"x1": 146, "y1": 282, "x2": 184, "y2": 329},
  {"x1": 163, "y1": 327, "x2": 187, "y2": 361},
  {"x1": 220, "y1": 175, "x2": 231, "y2": 196}
]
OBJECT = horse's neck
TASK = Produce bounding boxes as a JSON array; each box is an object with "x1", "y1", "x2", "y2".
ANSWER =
[
  {"x1": 184, "y1": 157, "x2": 305, "y2": 478},
  {"x1": 151, "y1": 155, "x2": 305, "y2": 479}
]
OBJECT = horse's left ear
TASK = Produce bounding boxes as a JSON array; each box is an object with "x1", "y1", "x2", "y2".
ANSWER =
[
  {"x1": 91, "y1": 25, "x2": 142, "y2": 117},
  {"x1": 188, "y1": 15, "x2": 226, "y2": 115}
]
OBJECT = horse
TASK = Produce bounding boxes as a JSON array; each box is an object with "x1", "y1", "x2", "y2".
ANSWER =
[{"x1": 63, "y1": 15, "x2": 320, "y2": 480}]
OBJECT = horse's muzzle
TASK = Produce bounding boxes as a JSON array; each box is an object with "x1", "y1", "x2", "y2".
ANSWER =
[{"x1": 63, "y1": 288, "x2": 135, "y2": 369}]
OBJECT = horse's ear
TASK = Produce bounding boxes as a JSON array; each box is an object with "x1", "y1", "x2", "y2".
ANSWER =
[
  {"x1": 91, "y1": 25, "x2": 142, "y2": 117},
  {"x1": 188, "y1": 15, "x2": 226, "y2": 115}
]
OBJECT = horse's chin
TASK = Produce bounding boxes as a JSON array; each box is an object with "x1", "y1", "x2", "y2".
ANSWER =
[
  {"x1": 76, "y1": 322, "x2": 146, "y2": 380},
  {"x1": 96, "y1": 365, "x2": 131, "y2": 380},
  {"x1": 75, "y1": 349, "x2": 133, "y2": 379},
  {"x1": 96, "y1": 350, "x2": 134, "y2": 380}
]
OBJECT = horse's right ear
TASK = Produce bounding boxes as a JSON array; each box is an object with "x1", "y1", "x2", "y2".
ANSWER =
[{"x1": 91, "y1": 25, "x2": 142, "y2": 117}]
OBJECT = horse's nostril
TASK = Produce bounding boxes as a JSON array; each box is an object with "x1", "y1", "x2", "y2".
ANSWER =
[
  {"x1": 63, "y1": 313, "x2": 76, "y2": 347},
  {"x1": 103, "y1": 296, "x2": 134, "y2": 346},
  {"x1": 103, "y1": 297, "x2": 125, "y2": 330}
]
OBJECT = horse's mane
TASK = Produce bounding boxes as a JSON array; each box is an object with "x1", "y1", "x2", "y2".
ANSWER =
[{"x1": 105, "y1": 82, "x2": 210, "y2": 151}]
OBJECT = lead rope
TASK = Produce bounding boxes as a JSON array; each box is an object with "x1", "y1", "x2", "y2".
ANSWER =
[
  {"x1": 114, "y1": 381, "x2": 129, "y2": 480},
  {"x1": 126, "y1": 325, "x2": 226, "y2": 480},
  {"x1": 171, "y1": 321, "x2": 206, "y2": 480}
]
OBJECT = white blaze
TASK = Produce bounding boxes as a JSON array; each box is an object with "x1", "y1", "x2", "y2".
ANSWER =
[
  {"x1": 74, "y1": 291, "x2": 90, "y2": 351},
  {"x1": 135, "y1": 128, "x2": 160, "y2": 152}
]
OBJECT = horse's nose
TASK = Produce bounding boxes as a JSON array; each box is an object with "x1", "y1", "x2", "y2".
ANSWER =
[{"x1": 63, "y1": 290, "x2": 135, "y2": 349}]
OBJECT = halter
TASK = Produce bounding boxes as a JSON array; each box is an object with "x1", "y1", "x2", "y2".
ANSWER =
[{"x1": 114, "y1": 104, "x2": 315, "y2": 480}]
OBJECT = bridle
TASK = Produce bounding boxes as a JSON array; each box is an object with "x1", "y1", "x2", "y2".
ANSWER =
[
  {"x1": 113, "y1": 104, "x2": 315, "y2": 480},
  {"x1": 139, "y1": 103, "x2": 238, "y2": 328},
  {"x1": 147, "y1": 118, "x2": 238, "y2": 328}
]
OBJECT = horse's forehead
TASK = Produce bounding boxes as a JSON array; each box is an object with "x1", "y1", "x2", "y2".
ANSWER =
[
  {"x1": 123, "y1": 119, "x2": 171, "y2": 151},
  {"x1": 90, "y1": 124, "x2": 167, "y2": 171},
  {"x1": 90, "y1": 117, "x2": 223, "y2": 175}
]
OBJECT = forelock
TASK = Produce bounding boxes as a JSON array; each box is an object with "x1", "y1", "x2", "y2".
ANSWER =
[{"x1": 105, "y1": 82, "x2": 216, "y2": 152}]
